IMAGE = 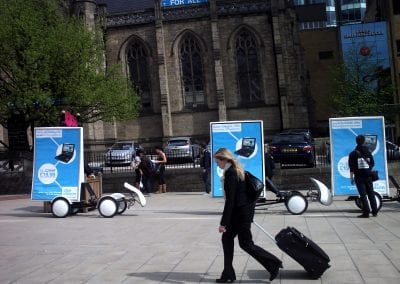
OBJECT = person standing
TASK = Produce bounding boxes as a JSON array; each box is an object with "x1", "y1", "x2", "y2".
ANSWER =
[
  {"x1": 214, "y1": 148, "x2": 282, "y2": 283},
  {"x1": 153, "y1": 146, "x2": 167, "y2": 194},
  {"x1": 136, "y1": 149, "x2": 153, "y2": 195},
  {"x1": 264, "y1": 144, "x2": 274, "y2": 180},
  {"x1": 131, "y1": 155, "x2": 142, "y2": 190},
  {"x1": 200, "y1": 143, "x2": 212, "y2": 194},
  {"x1": 348, "y1": 135, "x2": 378, "y2": 218}
]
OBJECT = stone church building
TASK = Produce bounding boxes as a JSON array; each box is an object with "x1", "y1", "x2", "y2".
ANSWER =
[{"x1": 76, "y1": 0, "x2": 314, "y2": 145}]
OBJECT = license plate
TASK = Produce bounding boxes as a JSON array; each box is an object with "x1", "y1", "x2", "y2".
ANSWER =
[{"x1": 282, "y1": 148, "x2": 297, "y2": 153}]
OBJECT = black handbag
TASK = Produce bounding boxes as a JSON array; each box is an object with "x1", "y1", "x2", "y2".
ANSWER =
[
  {"x1": 245, "y1": 171, "x2": 264, "y2": 201},
  {"x1": 371, "y1": 170, "x2": 379, "y2": 181}
]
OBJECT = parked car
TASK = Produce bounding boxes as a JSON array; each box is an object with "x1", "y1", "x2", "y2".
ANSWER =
[
  {"x1": 269, "y1": 132, "x2": 315, "y2": 167},
  {"x1": 279, "y1": 128, "x2": 313, "y2": 142},
  {"x1": 386, "y1": 141, "x2": 400, "y2": 160},
  {"x1": 105, "y1": 141, "x2": 143, "y2": 166},
  {"x1": 164, "y1": 137, "x2": 200, "y2": 163}
]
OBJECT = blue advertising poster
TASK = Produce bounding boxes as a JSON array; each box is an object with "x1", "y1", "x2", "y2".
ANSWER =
[
  {"x1": 329, "y1": 117, "x2": 389, "y2": 196},
  {"x1": 210, "y1": 121, "x2": 264, "y2": 197},
  {"x1": 161, "y1": 0, "x2": 208, "y2": 7},
  {"x1": 31, "y1": 127, "x2": 84, "y2": 201}
]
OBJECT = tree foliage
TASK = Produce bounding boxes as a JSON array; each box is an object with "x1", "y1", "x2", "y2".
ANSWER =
[
  {"x1": 328, "y1": 56, "x2": 394, "y2": 122},
  {"x1": 0, "y1": 0, "x2": 139, "y2": 129}
]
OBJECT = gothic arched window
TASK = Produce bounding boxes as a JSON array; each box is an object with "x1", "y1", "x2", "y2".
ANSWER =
[
  {"x1": 179, "y1": 35, "x2": 205, "y2": 108},
  {"x1": 235, "y1": 30, "x2": 262, "y2": 103},
  {"x1": 127, "y1": 41, "x2": 151, "y2": 112}
]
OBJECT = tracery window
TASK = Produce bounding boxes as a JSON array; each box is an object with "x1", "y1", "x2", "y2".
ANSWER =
[
  {"x1": 179, "y1": 35, "x2": 205, "y2": 108},
  {"x1": 127, "y1": 41, "x2": 151, "y2": 112},
  {"x1": 235, "y1": 30, "x2": 263, "y2": 103}
]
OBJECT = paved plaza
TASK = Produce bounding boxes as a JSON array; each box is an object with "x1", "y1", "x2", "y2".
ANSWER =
[{"x1": 0, "y1": 191, "x2": 400, "y2": 284}]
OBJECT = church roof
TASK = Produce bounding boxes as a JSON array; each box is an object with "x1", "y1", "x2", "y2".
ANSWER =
[{"x1": 97, "y1": 0, "x2": 154, "y2": 14}]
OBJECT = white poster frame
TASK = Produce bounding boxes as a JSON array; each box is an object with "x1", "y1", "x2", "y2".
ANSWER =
[
  {"x1": 329, "y1": 116, "x2": 389, "y2": 196},
  {"x1": 210, "y1": 120, "x2": 265, "y2": 198}
]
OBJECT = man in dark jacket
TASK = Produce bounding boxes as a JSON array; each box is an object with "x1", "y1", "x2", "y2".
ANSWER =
[
  {"x1": 348, "y1": 135, "x2": 378, "y2": 218},
  {"x1": 200, "y1": 143, "x2": 212, "y2": 194},
  {"x1": 136, "y1": 149, "x2": 153, "y2": 195}
]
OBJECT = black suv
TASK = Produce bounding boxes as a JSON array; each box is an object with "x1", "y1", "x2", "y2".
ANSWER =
[{"x1": 269, "y1": 130, "x2": 315, "y2": 168}]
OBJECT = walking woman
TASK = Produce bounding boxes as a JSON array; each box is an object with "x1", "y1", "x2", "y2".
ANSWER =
[
  {"x1": 154, "y1": 146, "x2": 167, "y2": 194},
  {"x1": 214, "y1": 148, "x2": 282, "y2": 283}
]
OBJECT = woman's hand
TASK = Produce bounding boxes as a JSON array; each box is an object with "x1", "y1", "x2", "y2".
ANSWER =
[{"x1": 218, "y1": 225, "x2": 226, "y2": 233}]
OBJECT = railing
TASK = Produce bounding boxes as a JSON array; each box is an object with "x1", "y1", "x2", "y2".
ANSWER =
[
  {"x1": 84, "y1": 148, "x2": 201, "y2": 174},
  {"x1": 0, "y1": 151, "x2": 32, "y2": 174},
  {"x1": 84, "y1": 144, "x2": 400, "y2": 174},
  {"x1": 0, "y1": 144, "x2": 399, "y2": 174}
]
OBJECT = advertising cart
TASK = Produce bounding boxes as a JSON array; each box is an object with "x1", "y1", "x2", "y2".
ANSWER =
[
  {"x1": 209, "y1": 120, "x2": 322, "y2": 215},
  {"x1": 31, "y1": 127, "x2": 146, "y2": 218},
  {"x1": 329, "y1": 116, "x2": 389, "y2": 210}
]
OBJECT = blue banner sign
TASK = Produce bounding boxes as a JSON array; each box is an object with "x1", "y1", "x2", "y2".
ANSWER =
[
  {"x1": 340, "y1": 22, "x2": 390, "y2": 91},
  {"x1": 161, "y1": 0, "x2": 208, "y2": 7},
  {"x1": 340, "y1": 22, "x2": 389, "y2": 69},
  {"x1": 210, "y1": 121, "x2": 264, "y2": 198},
  {"x1": 329, "y1": 117, "x2": 389, "y2": 196},
  {"x1": 31, "y1": 127, "x2": 84, "y2": 201}
]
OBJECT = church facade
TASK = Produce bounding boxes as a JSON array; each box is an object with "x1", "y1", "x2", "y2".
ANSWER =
[{"x1": 76, "y1": 0, "x2": 314, "y2": 145}]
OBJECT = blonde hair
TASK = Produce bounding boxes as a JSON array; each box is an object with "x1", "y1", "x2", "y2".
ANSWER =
[{"x1": 214, "y1": 148, "x2": 245, "y2": 181}]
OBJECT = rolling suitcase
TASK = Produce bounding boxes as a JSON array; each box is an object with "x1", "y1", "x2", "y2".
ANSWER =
[{"x1": 254, "y1": 222, "x2": 330, "y2": 279}]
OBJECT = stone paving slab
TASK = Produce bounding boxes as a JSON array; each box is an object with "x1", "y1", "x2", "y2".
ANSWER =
[{"x1": 0, "y1": 192, "x2": 399, "y2": 283}]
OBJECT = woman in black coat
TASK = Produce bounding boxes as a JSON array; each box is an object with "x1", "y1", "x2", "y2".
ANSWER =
[{"x1": 214, "y1": 148, "x2": 282, "y2": 283}]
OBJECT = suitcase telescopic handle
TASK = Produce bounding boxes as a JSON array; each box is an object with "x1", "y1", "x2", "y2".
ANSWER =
[{"x1": 253, "y1": 221, "x2": 277, "y2": 243}]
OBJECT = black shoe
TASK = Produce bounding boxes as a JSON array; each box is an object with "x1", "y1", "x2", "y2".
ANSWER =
[
  {"x1": 215, "y1": 277, "x2": 235, "y2": 283},
  {"x1": 372, "y1": 213, "x2": 378, "y2": 217},
  {"x1": 357, "y1": 214, "x2": 369, "y2": 218},
  {"x1": 269, "y1": 262, "x2": 283, "y2": 281}
]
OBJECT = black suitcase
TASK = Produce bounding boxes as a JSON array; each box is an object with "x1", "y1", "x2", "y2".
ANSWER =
[{"x1": 254, "y1": 223, "x2": 330, "y2": 279}]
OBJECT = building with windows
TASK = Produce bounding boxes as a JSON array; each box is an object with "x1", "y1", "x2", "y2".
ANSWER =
[
  {"x1": 293, "y1": 0, "x2": 400, "y2": 136},
  {"x1": 340, "y1": 0, "x2": 367, "y2": 24},
  {"x1": 73, "y1": 0, "x2": 314, "y2": 145}
]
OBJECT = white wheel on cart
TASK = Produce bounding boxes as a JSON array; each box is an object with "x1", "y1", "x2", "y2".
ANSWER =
[
  {"x1": 51, "y1": 197, "x2": 71, "y2": 218},
  {"x1": 354, "y1": 192, "x2": 382, "y2": 212},
  {"x1": 98, "y1": 196, "x2": 118, "y2": 218},
  {"x1": 117, "y1": 198, "x2": 127, "y2": 214},
  {"x1": 285, "y1": 191, "x2": 308, "y2": 215}
]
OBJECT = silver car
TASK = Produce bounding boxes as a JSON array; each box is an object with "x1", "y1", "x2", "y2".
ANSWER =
[
  {"x1": 105, "y1": 141, "x2": 142, "y2": 166},
  {"x1": 164, "y1": 137, "x2": 200, "y2": 163}
]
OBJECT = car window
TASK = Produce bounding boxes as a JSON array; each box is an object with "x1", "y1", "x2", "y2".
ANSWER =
[
  {"x1": 122, "y1": 144, "x2": 132, "y2": 150},
  {"x1": 111, "y1": 143, "x2": 132, "y2": 150},
  {"x1": 272, "y1": 134, "x2": 308, "y2": 143},
  {"x1": 168, "y1": 140, "x2": 189, "y2": 146}
]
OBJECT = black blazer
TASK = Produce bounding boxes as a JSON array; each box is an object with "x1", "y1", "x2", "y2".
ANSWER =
[{"x1": 220, "y1": 166, "x2": 254, "y2": 228}]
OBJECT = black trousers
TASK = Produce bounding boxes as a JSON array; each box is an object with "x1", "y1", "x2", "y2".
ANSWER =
[
  {"x1": 355, "y1": 176, "x2": 378, "y2": 215},
  {"x1": 221, "y1": 207, "x2": 281, "y2": 278}
]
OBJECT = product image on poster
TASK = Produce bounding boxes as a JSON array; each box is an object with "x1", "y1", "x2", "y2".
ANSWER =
[
  {"x1": 234, "y1": 137, "x2": 256, "y2": 157},
  {"x1": 31, "y1": 127, "x2": 84, "y2": 201},
  {"x1": 210, "y1": 121, "x2": 264, "y2": 198},
  {"x1": 55, "y1": 143, "x2": 75, "y2": 163},
  {"x1": 329, "y1": 117, "x2": 389, "y2": 196}
]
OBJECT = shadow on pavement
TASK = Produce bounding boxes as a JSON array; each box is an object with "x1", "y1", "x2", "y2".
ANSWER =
[{"x1": 126, "y1": 271, "x2": 215, "y2": 283}]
